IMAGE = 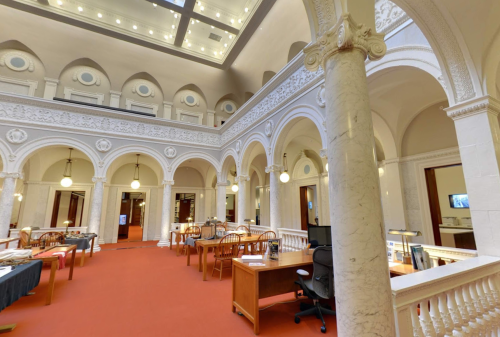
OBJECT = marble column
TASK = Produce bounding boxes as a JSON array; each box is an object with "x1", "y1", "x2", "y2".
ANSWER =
[
  {"x1": 0, "y1": 172, "x2": 21, "y2": 238},
  {"x1": 446, "y1": 96, "x2": 500, "y2": 257},
  {"x1": 381, "y1": 159, "x2": 407, "y2": 240},
  {"x1": 304, "y1": 13, "x2": 395, "y2": 336},
  {"x1": 158, "y1": 180, "x2": 174, "y2": 247},
  {"x1": 236, "y1": 175, "x2": 249, "y2": 224},
  {"x1": 266, "y1": 165, "x2": 282, "y2": 233},
  {"x1": 216, "y1": 181, "x2": 228, "y2": 222},
  {"x1": 88, "y1": 177, "x2": 106, "y2": 252}
]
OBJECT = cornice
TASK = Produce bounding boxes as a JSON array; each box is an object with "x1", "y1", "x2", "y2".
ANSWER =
[
  {"x1": 445, "y1": 95, "x2": 500, "y2": 120},
  {"x1": 382, "y1": 147, "x2": 460, "y2": 165}
]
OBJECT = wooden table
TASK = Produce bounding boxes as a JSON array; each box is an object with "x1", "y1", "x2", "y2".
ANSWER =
[
  {"x1": 169, "y1": 230, "x2": 193, "y2": 256},
  {"x1": 187, "y1": 234, "x2": 262, "y2": 281},
  {"x1": 78, "y1": 236, "x2": 95, "y2": 267},
  {"x1": 29, "y1": 245, "x2": 77, "y2": 305},
  {"x1": 389, "y1": 261, "x2": 419, "y2": 277}
]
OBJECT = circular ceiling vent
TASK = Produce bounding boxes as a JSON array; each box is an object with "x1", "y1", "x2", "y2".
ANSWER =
[
  {"x1": 181, "y1": 93, "x2": 199, "y2": 106},
  {"x1": 221, "y1": 100, "x2": 236, "y2": 114},
  {"x1": 0, "y1": 52, "x2": 34, "y2": 72}
]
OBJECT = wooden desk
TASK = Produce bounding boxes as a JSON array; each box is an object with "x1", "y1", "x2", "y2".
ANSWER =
[
  {"x1": 30, "y1": 245, "x2": 77, "y2": 281},
  {"x1": 78, "y1": 236, "x2": 96, "y2": 267},
  {"x1": 169, "y1": 230, "x2": 193, "y2": 256},
  {"x1": 389, "y1": 261, "x2": 419, "y2": 277},
  {"x1": 187, "y1": 234, "x2": 262, "y2": 281}
]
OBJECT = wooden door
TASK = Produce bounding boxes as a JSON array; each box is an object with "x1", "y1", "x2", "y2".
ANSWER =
[
  {"x1": 299, "y1": 187, "x2": 309, "y2": 231},
  {"x1": 131, "y1": 199, "x2": 143, "y2": 226},
  {"x1": 178, "y1": 199, "x2": 191, "y2": 223},
  {"x1": 50, "y1": 191, "x2": 62, "y2": 228},
  {"x1": 118, "y1": 199, "x2": 132, "y2": 237},
  {"x1": 67, "y1": 193, "x2": 79, "y2": 227},
  {"x1": 425, "y1": 168, "x2": 443, "y2": 246}
]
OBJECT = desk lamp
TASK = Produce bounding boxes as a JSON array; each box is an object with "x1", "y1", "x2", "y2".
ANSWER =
[
  {"x1": 244, "y1": 219, "x2": 255, "y2": 237},
  {"x1": 21, "y1": 226, "x2": 40, "y2": 249},
  {"x1": 186, "y1": 217, "x2": 193, "y2": 225},
  {"x1": 388, "y1": 229, "x2": 422, "y2": 264},
  {"x1": 63, "y1": 220, "x2": 73, "y2": 234}
]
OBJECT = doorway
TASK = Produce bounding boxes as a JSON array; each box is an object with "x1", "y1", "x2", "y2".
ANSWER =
[
  {"x1": 425, "y1": 164, "x2": 476, "y2": 249},
  {"x1": 299, "y1": 185, "x2": 318, "y2": 230},
  {"x1": 226, "y1": 194, "x2": 235, "y2": 222},
  {"x1": 118, "y1": 192, "x2": 145, "y2": 242},
  {"x1": 175, "y1": 193, "x2": 195, "y2": 223},
  {"x1": 50, "y1": 191, "x2": 86, "y2": 228}
]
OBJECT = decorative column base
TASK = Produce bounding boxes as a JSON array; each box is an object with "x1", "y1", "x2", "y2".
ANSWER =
[{"x1": 157, "y1": 240, "x2": 170, "y2": 248}]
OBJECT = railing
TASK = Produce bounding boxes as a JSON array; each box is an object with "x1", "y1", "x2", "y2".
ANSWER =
[
  {"x1": 388, "y1": 241, "x2": 478, "y2": 266},
  {"x1": 226, "y1": 223, "x2": 271, "y2": 235},
  {"x1": 277, "y1": 228, "x2": 309, "y2": 252},
  {"x1": 10, "y1": 227, "x2": 89, "y2": 240},
  {"x1": 391, "y1": 256, "x2": 500, "y2": 337}
]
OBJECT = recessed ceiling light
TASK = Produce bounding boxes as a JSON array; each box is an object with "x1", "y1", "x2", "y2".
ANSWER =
[
  {"x1": 200, "y1": 6, "x2": 204, "y2": 11},
  {"x1": 57, "y1": 0, "x2": 63, "y2": 5},
  {"x1": 211, "y1": 26, "x2": 214, "y2": 29},
  {"x1": 153, "y1": 3, "x2": 157, "y2": 7},
  {"x1": 188, "y1": 43, "x2": 191, "y2": 47},
  {"x1": 229, "y1": 35, "x2": 233, "y2": 39},
  {"x1": 216, "y1": 13, "x2": 220, "y2": 18},
  {"x1": 191, "y1": 20, "x2": 194, "y2": 24},
  {"x1": 201, "y1": 47, "x2": 204, "y2": 51},
  {"x1": 230, "y1": 19, "x2": 234, "y2": 24},
  {"x1": 244, "y1": 7, "x2": 248, "y2": 12},
  {"x1": 238, "y1": 19, "x2": 242, "y2": 23},
  {"x1": 224, "y1": 43, "x2": 227, "y2": 47},
  {"x1": 164, "y1": 35, "x2": 168, "y2": 39},
  {"x1": 188, "y1": 30, "x2": 191, "y2": 34},
  {"x1": 133, "y1": 25, "x2": 137, "y2": 29},
  {"x1": 116, "y1": 19, "x2": 121, "y2": 24},
  {"x1": 174, "y1": 13, "x2": 178, "y2": 18},
  {"x1": 219, "y1": 51, "x2": 223, "y2": 55},
  {"x1": 149, "y1": 30, "x2": 153, "y2": 34},
  {"x1": 172, "y1": 25, "x2": 175, "y2": 29},
  {"x1": 213, "y1": 51, "x2": 217, "y2": 55},
  {"x1": 97, "y1": 13, "x2": 102, "y2": 18},
  {"x1": 78, "y1": 6, "x2": 83, "y2": 12}
]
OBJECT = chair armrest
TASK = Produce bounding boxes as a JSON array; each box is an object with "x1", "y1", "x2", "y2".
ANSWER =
[{"x1": 296, "y1": 269, "x2": 309, "y2": 276}]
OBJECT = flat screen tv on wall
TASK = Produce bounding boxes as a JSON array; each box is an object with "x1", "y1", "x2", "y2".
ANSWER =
[{"x1": 449, "y1": 194, "x2": 469, "y2": 209}]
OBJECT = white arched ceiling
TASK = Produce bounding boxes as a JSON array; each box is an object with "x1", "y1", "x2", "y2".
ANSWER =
[
  {"x1": 367, "y1": 66, "x2": 448, "y2": 156},
  {"x1": 220, "y1": 149, "x2": 238, "y2": 182},
  {"x1": 240, "y1": 140, "x2": 267, "y2": 177},
  {"x1": 105, "y1": 153, "x2": 163, "y2": 185},
  {"x1": 372, "y1": 111, "x2": 397, "y2": 160},
  {"x1": 168, "y1": 152, "x2": 221, "y2": 181}
]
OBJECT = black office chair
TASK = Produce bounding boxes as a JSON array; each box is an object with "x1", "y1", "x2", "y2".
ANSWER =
[{"x1": 294, "y1": 246, "x2": 336, "y2": 333}]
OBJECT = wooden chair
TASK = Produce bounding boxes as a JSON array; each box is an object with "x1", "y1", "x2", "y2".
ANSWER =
[
  {"x1": 212, "y1": 233, "x2": 241, "y2": 280},
  {"x1": 216, "y1": 224, "x2": 226, "y2": 232},
  {"x1": 182, "y1": 226, "x2": 200, "y2": 255},
  {"x1": 222, "y1": 221, "x2": 228, "y2": 230},
  {"x1": 38, "y1": 232, "x2": 65, "y2": 247},
  {"x1": 236, "y1": 225, "x2": 249, "y2": 233},
  {"x1": 251, "y1": 231, "x2": 276, "y2": 255},
  {"x1": 19, "y1": 229, "x2": 30, "y2": 248}
]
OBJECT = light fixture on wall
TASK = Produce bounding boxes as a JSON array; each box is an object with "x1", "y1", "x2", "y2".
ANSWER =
[
  {"x1": 60, "y1": 148, "x2": 74, "y2": 187},
  {"x1": 14, "y1": 193, "x2": 23, "y2": 201},
  {"x1": 131, "y1": 154, "x2": 141, "y2": 189},
  {"x1": 325, "y1": 163, "x2": 328, "y2": 172},
  {"x1": 280, "y1": 153, "x2": 290, "y2": 183}
]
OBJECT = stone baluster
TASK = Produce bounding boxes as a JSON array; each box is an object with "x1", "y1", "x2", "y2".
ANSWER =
[
  {"x1": 447, "y1": 290, "x2": 469, "y2": 336},
  {"x1": 490, "y1": 276, "x2": 500, "y2": 303},
  {"x1": 477, "y1": 279, "x2": 500, "y2": 336},
  {"x1": 411, "y1": 303, "x2": 425, "y2": 337},
  {"x1": 484, "y1": 278, "x2": 500, "y2": 336},
  {"x1": 442, "y1": 258, "x2": 453, "y2": 265},
  {"x1": 463, "y1": 283, "x2": 487, "y2": 336},
  {"x1": 430, "y1": 296, "x2": 446, "y2": 337},
  {"x1": 470, "y1": 283, "x2": 493, "y2": 334},
  {"x1": 456, "y1": 285, "x2": 479, "y2": 335},
  {"x1": 430, "y1": 256, "x2": 440, "y2": 268},
  {"x1": 439, "y1": 293, "x2": 455, "y2": 336},
  {"x1": 420, "y1": 299, "x2": 437, "y2": 337}
]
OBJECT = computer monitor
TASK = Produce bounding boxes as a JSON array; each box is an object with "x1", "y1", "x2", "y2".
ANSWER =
[{"x1": 308, "y1": 225, "x2": 332, "y2": 248}]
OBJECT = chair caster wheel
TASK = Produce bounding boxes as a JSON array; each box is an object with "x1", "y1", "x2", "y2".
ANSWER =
[
  {"x1": 294, "y1": 317, "x2": 300, "y2": 324},
  {"x1": 321, "y1": 326, "x2": 326, "y2": 333},
  {"x1": 237, "y1": 312, "x2": 243, "y2": 316}
]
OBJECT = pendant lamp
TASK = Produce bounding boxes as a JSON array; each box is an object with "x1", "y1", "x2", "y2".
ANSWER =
[
  {"x1": 131, "y1": 154, "x2": 141, "y2": 189},
  {"x1": 61, "y1": 148, "x2": 74, "y2": 187},
  {"x1": 279, "y1": 153, "x2": 290, "y2": 183}
]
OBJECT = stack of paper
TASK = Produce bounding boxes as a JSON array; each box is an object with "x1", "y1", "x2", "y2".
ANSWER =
[{"x1": 241, "y1": 255, "x2": 263, "y2": 262}]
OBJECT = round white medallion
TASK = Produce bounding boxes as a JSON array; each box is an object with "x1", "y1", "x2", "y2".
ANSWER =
[
  {"x1": 164, "y1": 146, "x2": 177, "y2": 159},
  {"x1": 6, "y1": 129, "x2": 28, "y2": 144},
  {"x1": 133, "y1": 83, "x2": 155, "y2": 97},
  {"x1": 181, "y1": 94, "x2": 199, "y2": 107},
  {"x1": 95, "y1": 138, "x2": 112, "y2": 152},
  {"x1": 0, "y1": 52, "x2": 33, "y2": 72},
  {"x1": 221, "y1": 101, "x2": 236, "y2": 114},
  {"x1": 73, "y1": 68, "x2": 101, "y2": 86}
]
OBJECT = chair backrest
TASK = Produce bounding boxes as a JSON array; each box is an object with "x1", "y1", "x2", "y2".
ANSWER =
[
  {"x1": 222, "y1": 221, "x2": 228, "y2": 230},
  {"x1": 236, "y1": 225, "x2": 249, "y2": 232},
  {"x1": 255, "y1": 231, "x2": 276, "y2": 253},
  {"x1": 312, "y1": 246, "x2": 334, "y2": 299},
  {"x1": 216, "y1": 224, "x2": 226, "y2": 232},
  {"x1": 185, "y1": 226, "x2": 200, "y2": 238},
  {"x1": 19, "y1": 229, "x2": 30, "y2": 248},
  {"x1": 216, "y1": 233, "x2": 241, "y2": 258},
  {"x1": 39, "y1": 232, "x2": 65, "y2": 247}
]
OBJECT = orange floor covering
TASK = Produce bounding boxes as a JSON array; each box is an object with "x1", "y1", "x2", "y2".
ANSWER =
[
  {"x1": 117, "y1": 225, "x2": 143, "y2": 242},
  {"x1": 0, "y1": 241, "x2": 337, "y2": 337}
]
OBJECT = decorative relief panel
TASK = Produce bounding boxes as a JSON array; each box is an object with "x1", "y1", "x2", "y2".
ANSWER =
[
  {"x1": 132, "y1": 83, "x2": 155, "y2": 97},
  {"x1": 316, "y1": 85, "x2": 326, "y2": 108},
  {"x1": 73, "y1": 68, "x2": 101, "y2": 86},
  {"x1": 375, "y1": 0, "x2": 410, "y2": 34},
  {"x1": 164, "y1": 146, "x2": 176, "y2": 159},
  {"x1": 95, "y1": 138, "x2": 112, "y2": 152},
  {"x1": 236, "y1": 140, "x2": 241, "y2": 153},
  {"x1": 0, "y1": 52, "x2": 34, "y2": 72},
  {"x1": 264, "y1": 120, "x2": 274, "y2": 137},
  {"x1": 6, "y1": 128, "x2": 28, "y2": 144},
  {"x1": 181, "y1": 94, "x2": 199, "y2": 107}
]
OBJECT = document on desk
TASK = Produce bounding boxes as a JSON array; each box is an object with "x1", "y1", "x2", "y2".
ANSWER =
[
  {"x1": 0, "y1": 267, "x2": 13, "y2": 279},
  {"x1": 249, "y1": 263, "x2": 266, "y2": 266},
  {"x1": 241, "y1": 255, "x2": 263, "y2": 262}
]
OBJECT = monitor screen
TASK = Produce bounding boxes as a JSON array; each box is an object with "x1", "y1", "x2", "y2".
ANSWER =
[
  {"x1": 119, "y1": 214, "x2": 127, "y2": 225},
  {"x1": 308, "y1": 225, "x2": 332, "y2": 247},
  {"x1": 449, "y1": 194, "x2": 469, "y2": 209}
]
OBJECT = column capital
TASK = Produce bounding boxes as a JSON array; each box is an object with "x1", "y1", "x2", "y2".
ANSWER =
[
  {"x1": 216, "y1": 182, "x2": 228, "y2": 186},
  {"x1": 162, "y1": 180, "x2": 175, "y2": 186},
  {"x1": 265, "y1": 165, "x2": 283, "y2": 173},
  {"x1": 207, "y1": 109, "x2": 215, "y2": 115},
  {"x1": 0, "y1": 172, "x2": 23, "y2": 179},
  {"x1": 445, "y1": 95, "x2": 500, "y2": 120},
  {"x1": 92, "y1": 176, "x2": 107, "y2": 183},
  {"x1": 235, "y1": 175, "x2": 250, "y2": 182},
  {"x1": 303, "y1": 13, "x2": 386, "y2": 72},
  {"x1": 44, "y1": 77, "x2": 59, "y2": 84},
  {"x1": 383, "y1": 157, "x2": 401, "y2": 165},
  {"x1": 319, "y1": 148, "x2": 328, "y2": 158}
]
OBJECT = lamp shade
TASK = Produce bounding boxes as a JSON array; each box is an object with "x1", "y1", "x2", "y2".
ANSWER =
[
  {"x1": 280, "y1": 171, "x2": 290, "y2": 183},
  {"x1": 231, "y1": 183, "x2": 239, "y2": 192},
  {"x1": 131, "y1": 179, "x2": 140, "y2": 189},
  {"x1": 61, "y1": 177, "x2": 73, "y2": 187},
  {"x1": 388, "y1": 229, "x2": 422, "y2": 237}
]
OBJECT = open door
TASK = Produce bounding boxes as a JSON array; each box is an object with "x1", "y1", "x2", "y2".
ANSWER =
[
  {"x1": 425, "y1": 168, "x2": 443, "y2": 246},
  {"x1": 299, "y1": 186, "x2": 309, "y2": 231}
]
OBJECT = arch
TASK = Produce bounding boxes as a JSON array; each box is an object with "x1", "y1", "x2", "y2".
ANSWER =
[
  {"x1": 262, "y1": 71, "x2": 276, "y2": 87},
  {"x1": 271, "y1": 105, "x2": 327, "y2": 165},
  {"x1": 288, "y1": 41, "x2": 308, "y2": 62},
  {"x1": 371, "y1": 111, "x2": 397, "y2": 160},
  {"x1": 102, "y1": 145, "x2": 168, "y2": 181},
  {"x1": 483, "y1": 33, "x2": 500, "y2": 100},
  {"x1": 250, "y1": 164, "x2": 264, "y2": 187},
  {"x1": 240, "y1": 133, "x2": 269, "y2": 176},
  {"x1": 0, "y1": 40, "x2": 45, "y2": 66},
  {"x1": 220, "y1": 148, "x2": 238, "y2": 182},
  {"x1": 58, "y1": 57, "x2": 110, "y2": 84},
  {"x1": 366, "y1": 45, "x2": 451, "y2": 102},
  {"x1": 12, "y1": 137, "x2": 100, "y2": 174},
  {"x1": 120, "y1": 72, "x2": 164, "y2": 97},
  {"x1": 174, "y1": 83, "x2": 208, "y2": 106},
  {"x1": 214, "y1": 93, "x2": 241, "y2": 110},
  {"x1": 168, "y1": 151, "x2": 221, "y2": 181}
]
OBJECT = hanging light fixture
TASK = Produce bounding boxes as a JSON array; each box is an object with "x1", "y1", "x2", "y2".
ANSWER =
[
  {"x1": 230, "y1": 169, "x2": 239, "y2": 192},
  {"x1": 131, "y1": 154, "x2": 141, "y2": 189},
  {"x1": 280, "y1": 153, "x2": 290, "y2": 183},
  {"x1": 61, "y1": 148, "x2": 74, "y2": 187}
]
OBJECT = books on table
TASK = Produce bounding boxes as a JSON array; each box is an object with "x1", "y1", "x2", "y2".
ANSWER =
[{"x1": 241, "y1": 255, "x2": 263, "y2": 262}]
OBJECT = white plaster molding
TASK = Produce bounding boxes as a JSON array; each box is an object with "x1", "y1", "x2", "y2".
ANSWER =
[
  {"x1": 132, "y1": 83, "x2": 155, "y2": 97},
  {"x1": 316, "y1": 84, "x2": 326, "y2": 108},
  {"x1": 319, "y1": 148, "x2": 327, "y2": 158},
  {"x1": 221, "y1": 101, "x2": 236, "y2": 114},
  {"x1": 265, "y1": 165, "x2": 283, "y2": 173},
  {"x1": 92, "y1": 176, "x2": 107, "y2": 183},
  {"x1": 0, "y1": 172, "x2": 23, "y2": 179},
  {"x1": 164, "y1": 146, "x2": 176, "y2": 159},
  {"x1": 162, "y1": 180, "x2": 175, "y2": 186},
  {"x1": 264, "y1": 120, "x2": 274, "y2": 137},
  {"x1": 64, "y1": 87, "x2": 104, "y2": 105},
  {"x1": 176, "y1": 108, "x2": 203, "y2": 125},
  {"x1": 235, "y1": 140, "x2": 241, "y2": 153},
  {"x1": 6, "y1": 128, "x2": 28, "y2": 144},
  {"x1": 375, "y1": 0, "x2": 411, "y2": 35},
  {"x1": 73, "y1": 67, "x2": 101, "y2": 86},
  {"x1": 0, "y1": 52, "x2": 34, "y2": 72},
  {"x1": 44, "y1": 78, "x2": 59, "y2": 85},
  {"x1": 0, "y1": 76, "x2": 38, "y2": 97},
  {"x1": 180, "y1": 94, "x2": 199, "y2": 107},
  {"x1": 95, "y1": 138, "x2": 112, "y2": 152},
  {"x1": 445, "y1": 96, "x2": 500, "y2": 120},
  {"x1": 125, "y1": 98, "x2": 158, "y2": 115}
]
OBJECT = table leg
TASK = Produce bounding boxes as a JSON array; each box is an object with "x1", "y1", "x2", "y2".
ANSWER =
[
  {"x1": 80, "y1": 249, "x2": 86, "y2": 267},
  {"x1": 68, "y1": 248, "x2": 76, "y2": 281},
  {"x1": 202, "y1": 246, "x2": 208, "y2": 281},
  {"x1": 243, "y1": 243, "x2": 248, "y2": 255},
  {"x1": 198, "y1": 246, "x2": 203, "y2": 272},
  {"x1": 187, "y1": 245, "x2": 191, "y2": 266},
  {"x1": 254, "y1": 272, "x2": 260, "y2": 335},
  {"x1": 46, "y1": 259, "x2": 57, "y2": 305},
  {"x1": 176, "y1": 235, "x2": 181, "y2": 256},
  {"x1": 0, "y1": 324, "x2": 16, "y2": 333},
  {"x1": 169, "y1": 232, "x2": 173, "y2": 250},
  {"x1": 90, "y1": 237, "x2": 95, "y2": 257}
]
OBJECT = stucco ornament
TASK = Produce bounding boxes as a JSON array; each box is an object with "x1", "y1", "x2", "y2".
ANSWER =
[
  {"x1": 236, "y1": 140, "x2": 241, "y2": 153},
  {"x1": 264, "y1": 120, "x2": 274, "y2": 137},
  {"x1": 164, "y1": 146, "x2": 177, "y2": 159},
  {"x1": 6, "y1": 128, "x2": 28, "y2": 144},
  {"x1": 316, "y1": 85, "x2": 326, "y2": 108},
  {"x1": 95, "y1": 138, "x2": 112, "y2": 152},
  {"x1": 304, "y1": 13, "x2": 387, "y2": 72}
]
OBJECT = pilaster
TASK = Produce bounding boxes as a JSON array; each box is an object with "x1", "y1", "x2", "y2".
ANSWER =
[
  {"x1": 207, "y1": 109, "x2": 215, "y2": 127},
  {"x1": 163, "y1": 101, "x2": 173, "y2": 120},
  {"x1": 110, "y1": 91, "x2": 122, "y2": 108},
  {"x1": 43, "y1": 78, "x2": 59, "y2": 100}
]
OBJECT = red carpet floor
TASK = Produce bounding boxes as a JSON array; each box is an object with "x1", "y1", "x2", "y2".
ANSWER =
[{"x1": 0, "y1": 241, "x2": 337, "y2": 337}]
